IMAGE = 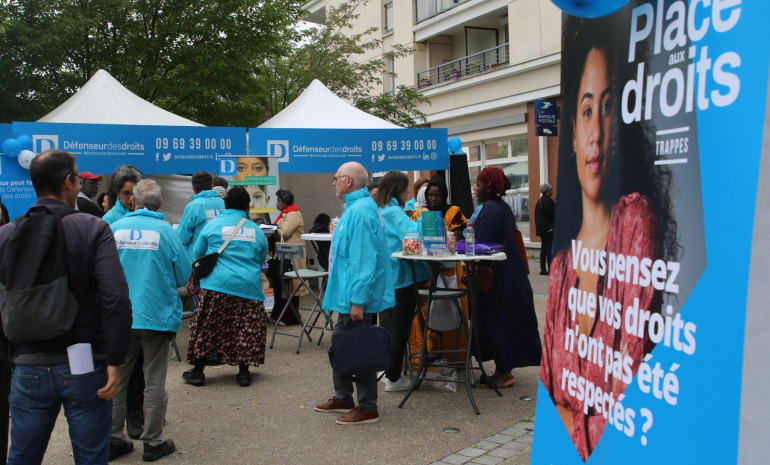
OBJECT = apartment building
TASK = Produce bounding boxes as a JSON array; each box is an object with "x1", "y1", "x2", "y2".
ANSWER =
[{"x1": 303, "y1": 0, "x2": 562, "y2": 242}]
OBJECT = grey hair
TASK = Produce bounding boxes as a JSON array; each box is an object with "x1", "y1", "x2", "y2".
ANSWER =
[
  {"x1": 133, "y1": 179, "x2": 162, "y2": 211},
  {"x1": 109, "y1": 164, "x2": 143, "y2": 194}
]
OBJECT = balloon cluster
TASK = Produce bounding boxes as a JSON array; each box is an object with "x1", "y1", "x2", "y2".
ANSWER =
[{"x1": 1, "y1": 135, "x2": 37, "y2": 169}]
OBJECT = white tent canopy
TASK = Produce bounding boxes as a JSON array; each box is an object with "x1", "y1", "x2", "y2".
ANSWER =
[
  {"x1": 37, "y1": 69, "x2": 200, "y2": 223},
  {"x1": 260, "y1": 79, "x2": 401, "y2": 228},
  {"x1": 38, "y1": 69, "x2": 202, "y2": 127},
  {"x1": 259, "y1": 79, "x2": 400, "y2": 129}
]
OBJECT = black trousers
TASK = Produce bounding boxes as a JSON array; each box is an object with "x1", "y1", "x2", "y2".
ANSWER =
[
  {"x1": 540, "y1": 231, "x2": 553, "y2": 272},
  {"x1": 381, "y1": 284, "x2": 418, "y2": 382}
]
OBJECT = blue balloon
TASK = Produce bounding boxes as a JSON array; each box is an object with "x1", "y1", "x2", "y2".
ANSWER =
[
  {"x1": 448, "y1": 137, "x2": 463, "y2": 153},
  {"x1": 551, "y1": 0, "x2": 631, "y2": 18},
  {"x1": 2, "y1": 138, "x2": 22, "y2": 158},
  {"x1": 16, "y1": 135, "x2": 33, "y2": 151}
]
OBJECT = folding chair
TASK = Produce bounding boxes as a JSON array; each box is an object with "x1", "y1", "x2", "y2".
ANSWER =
[{"x1": 269, "y1": 243, "x2": 334, "y2": 354}]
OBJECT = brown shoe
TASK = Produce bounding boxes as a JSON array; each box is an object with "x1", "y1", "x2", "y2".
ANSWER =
[
  {"x1": 336, "y1": 406, "x2": 380, "y2": 425},
  {"x1": 315, "y1": 398, "x2": 355, "y2": 413}
]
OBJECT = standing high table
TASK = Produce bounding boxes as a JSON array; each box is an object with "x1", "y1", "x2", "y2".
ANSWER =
[{"x1": 391, "y1": 251, "x2": 507, "y2": 414}]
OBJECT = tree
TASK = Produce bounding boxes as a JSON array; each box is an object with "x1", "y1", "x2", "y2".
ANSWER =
[
  {"x1": 0, "y1": 0, "x2": 304, "y2": 126},
  {"x1": 255, "y1": 0, "x2": 429, "y2": 127}
]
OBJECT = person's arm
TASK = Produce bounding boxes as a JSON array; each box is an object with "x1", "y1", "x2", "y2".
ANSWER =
[
  {"x1": 192, "y1": 226, "x2": 209, "y2": 261},
  {"x1": 475, "y1": 206, "x2": 502, "y2": 243},
  {"x1": 171, "y1": 233, "x2": 192, "y2": 287},
  {"x1": 92, "y1": 223, "x2": 133, "y2": 399},
  {"x1": 176, "y1": 204, "x2": 197, "y2": 247},
  {"x1": 543, "y1": 197, "x2": 556, "y2": 218},
  {"x1": 347, "y1": 212, "x2": 379, "y2": 319},
  {"x1": 276, "y1": 212, "x2": 301, "y2": 241},
  {"x1": 391, "y1": 207, "x2": 421, "y2": 238}
]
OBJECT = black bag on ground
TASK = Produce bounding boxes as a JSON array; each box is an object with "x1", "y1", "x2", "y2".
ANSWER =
[
  {"x1": 328, "y1": 318, "x2": 391, "y2": 383},
  {"x1": 0, "y1": 206, "x2": 80, "y2": 340}
]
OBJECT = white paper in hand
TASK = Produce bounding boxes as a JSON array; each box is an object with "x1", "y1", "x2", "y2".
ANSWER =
[{"x1": 67, "y1": 343, "x2": 94, "y2": 375}]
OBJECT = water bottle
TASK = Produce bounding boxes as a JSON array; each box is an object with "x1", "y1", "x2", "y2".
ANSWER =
[{"x1": 464, "y1": 223, "x2": 475, "y2": 257}]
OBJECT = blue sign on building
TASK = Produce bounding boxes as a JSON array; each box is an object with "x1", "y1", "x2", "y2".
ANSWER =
[
  {"x1": 248, "y1": 128, "x2": 449, "y2": 173},
  {"x1": 12, "y1": 122, "x2": 246, "y2": 174},
  {"x1": 535, "y1": 99, "x2": 558, "y2": 137}
]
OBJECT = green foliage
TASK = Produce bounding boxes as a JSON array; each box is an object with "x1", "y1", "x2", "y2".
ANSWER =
[{"x1": 0, "y1": 0, "x2": 304, "y2": 125}]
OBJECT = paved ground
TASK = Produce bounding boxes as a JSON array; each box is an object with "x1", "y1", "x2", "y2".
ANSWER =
[{"x1": 41, "y1": 260, "x2": 549, "y2": 464}]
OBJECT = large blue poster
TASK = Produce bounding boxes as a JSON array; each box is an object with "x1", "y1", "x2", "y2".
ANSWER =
[
  {"x1": 248, "y1": 128, "x2": 449, "y2": 173},
  {"x1": 533, "y1": 1, "x2": 768, "y2": 464},
  {"x1": 12, "y1": 122, "x2": 246, "y2": 175}
]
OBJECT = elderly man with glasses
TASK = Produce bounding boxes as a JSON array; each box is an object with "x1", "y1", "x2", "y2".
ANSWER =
[
  {"x1": 103, "y1": 165, "x2": 143, "y2": 225},
  {"x1": 77, "y1": 171, "x2": 105, "y2": 218}
]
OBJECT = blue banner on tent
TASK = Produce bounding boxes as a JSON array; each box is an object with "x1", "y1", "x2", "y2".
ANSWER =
[
  {"x1": 248, "y1": 128, "x2": 449, "y2": 173},
  {"x1": 0, "y1": 124, "x2": 37, "y2": 220},
  {"x1": 12, "y1": 122, "x2": 246, "y2": 175}
]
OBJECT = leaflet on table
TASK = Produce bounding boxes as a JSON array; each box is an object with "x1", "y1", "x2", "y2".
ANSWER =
[
  {"x1": 217, "y1": 156, "x2": 280, "y2": 222},
  {"x1": 421, "y1": 211, "x2": 447, "y2": 252}
]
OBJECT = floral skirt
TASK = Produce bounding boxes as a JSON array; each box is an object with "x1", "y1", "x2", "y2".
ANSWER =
[{"x1": 187, "y1": 288, "x2": 267, "y2": 367}]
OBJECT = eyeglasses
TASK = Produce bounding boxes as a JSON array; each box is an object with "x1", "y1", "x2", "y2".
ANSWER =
[
  {"x1": 332, "y1": 175, "x2": 350, "y2": 186},
  {"x1": 120, "y1": 190, "x2": 134, "y2": 198},
  {"x1": 84, "y1": 180, "x2": 100, "y2": 187}
]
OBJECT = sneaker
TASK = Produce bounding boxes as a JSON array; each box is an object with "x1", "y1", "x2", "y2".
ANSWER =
[
  {"x1": 336, "y1": 406, "x2": 380, "y2": 425},
  {"x1": 181, "y1": 369, "x2": 205, "y2": 387},
  {"x1": 236, "y1": 371, "x2": 252, "y2": 387},
  {"x1": 109, "y1": 440, "x2": 134, "y2": 461},
  {"x1": 540, "y1": 270, "x2": 549, "y2": 276},
  {"x1": 314, "y1": 398, "x2": 355, "y2": 413},
  {"x1": 384, "y1": 376, "x2": 412, "y2": 392},
  {"x1": 126, "y1": 409, "x2": 144, "y2": 440},
  {"x1": 142, "y1": 439, "x2": 176, "y2": 462}
]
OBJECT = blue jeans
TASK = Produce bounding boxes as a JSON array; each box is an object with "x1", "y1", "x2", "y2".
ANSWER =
[{"x1": 8, "y1": 362, "x2": 112, "y2": 465}]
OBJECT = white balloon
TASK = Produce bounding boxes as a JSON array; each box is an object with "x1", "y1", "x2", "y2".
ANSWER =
[{"x1": 18, "y1": 150, "x2": 36, "y2": 169}]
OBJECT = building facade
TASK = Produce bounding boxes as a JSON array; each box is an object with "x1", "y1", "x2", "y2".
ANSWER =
[{"x1": 303, "y1": 0, "x2": 562, "y2": 243}]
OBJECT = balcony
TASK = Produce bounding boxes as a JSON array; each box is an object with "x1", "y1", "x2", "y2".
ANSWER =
[
  {"x1": 417, "y1": 42, "x2": 510, "y2": 89},
  {"x1": 416, "y1": 0, "x2": 474, "y2": 23}
]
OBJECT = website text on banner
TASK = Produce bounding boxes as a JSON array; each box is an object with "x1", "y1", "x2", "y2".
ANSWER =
[
  {"x1": 533, "y1": 0, "x2": 768, "y2": 464},
  {"x1": 248, "y1": 128, "x2": 449, "y2": 173},
  {"x1": 12, "y1": 122, "x2": 246, "y2": 174}
]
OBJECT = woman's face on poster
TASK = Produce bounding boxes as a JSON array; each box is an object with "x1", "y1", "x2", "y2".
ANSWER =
[
  {"x1": 235, "y1": 157, "x2": 268, "y2": 181},
  {"x1": 246, "y1": 185, "x2": 269, "y2": 209},
  {"x1": 573, "y1": 48, "x2": 614, "y2": 203}
]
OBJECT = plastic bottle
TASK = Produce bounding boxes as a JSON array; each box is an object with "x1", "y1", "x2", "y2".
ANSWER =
[
  {"x1": 330, "y1": 216, "x2": 340, "y2": 235},
  {"x1": 464, "y1": 223, "x2": 475, "y2": 257}
]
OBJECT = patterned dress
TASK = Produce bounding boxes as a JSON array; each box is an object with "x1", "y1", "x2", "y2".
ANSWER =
[
  {"x1": 187, "y1": 288, "x2": 267, "y2": 367},
  {"x1": 409, "y1": 206, "x2": 469, "y2": 363}
]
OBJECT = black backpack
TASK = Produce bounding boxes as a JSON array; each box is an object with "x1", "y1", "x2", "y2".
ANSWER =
[{"x1": 0, "y1": 206, "x2": 80, "y2": 340}]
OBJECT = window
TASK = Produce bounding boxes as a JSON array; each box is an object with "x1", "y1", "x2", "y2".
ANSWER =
[
  {"x1": 384, "y1": 2, "x2": 393, "y2": 33},
  {"x1": 384, "y1": 58, "x2": 395, "y2": 94},
  {"x1": 465, "y1": 136, "x2": 531, "y2": 239}
]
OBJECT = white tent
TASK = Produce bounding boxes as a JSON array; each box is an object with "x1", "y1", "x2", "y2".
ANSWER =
[
  {"x1": 260, "y1": 79, "x2": 400, "y2": 228},
  {"x1": 39, "y1": 69, "x2": 202, "y2": 126},
  {"x1": 259, "y1": 79, "x2": 400, "y2": 129},
  {"x1": 38, "y1": 69, "x2": 199, "y2": 223}
]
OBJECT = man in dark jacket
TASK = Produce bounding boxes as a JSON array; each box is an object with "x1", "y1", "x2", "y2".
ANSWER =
[
  {"x1": 0, "y1": 150, "x2": 132, "y2": 464},
  {"x1": 535, "y1": 183, "x2": 555, "y2": 275},
  {"x1": 76, "y1": 171, "x2": 105, "y2": 218}
]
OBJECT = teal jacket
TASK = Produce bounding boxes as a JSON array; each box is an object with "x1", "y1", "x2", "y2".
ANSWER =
[
  {"x1": 177, "y1": 190, "x2": 225, "y2": 260},
  {"x1": 404, "y1": 197, "x2": 417, "y2": 211},
  {"x1": 193, "y1": 209, "x2": 268, "y2": 302},
  {"x1": 323, "y1": 187, "x2": 395, "y2": 314},
  {"x1": 103, "y1": 200, "x2": 131, "y2": 225},
  {"x1": 380, "y1": 198, "x2": 431, "y2": 289},
  {"x1": 110, "y1": 209, "x2": 191, "y2": 333}
]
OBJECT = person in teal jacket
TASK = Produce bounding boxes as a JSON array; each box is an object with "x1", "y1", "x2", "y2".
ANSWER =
[
  {"x1": 176, "y1": 171, "x2": 225, "y2": 261},
  {"x1": 108, "y1": 180, "x2": 189, "y2": 461},
  {"x1": 183, "y1": 187, "x2": 269, "y2": 388},
  {"x1": 403, "y1": 177, "x2": 428, "y2": 213},
  {"x1": 315, "y1": 162, "x2": 394, "y2": 426},
  {"x1": 373, "y1": 171, "x2": 431, "y2": 393},
  {"x1": 103, "y1": 164, "x2": 142, "y2": 225}
]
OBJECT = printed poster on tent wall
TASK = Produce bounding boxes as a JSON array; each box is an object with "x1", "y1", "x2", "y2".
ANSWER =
[
  {"x1": 532, "y1": 1, "x2": 769, "y2": 464},
  {"x1": 217, "y1": 155, "x2": 280, "y2": 224}
]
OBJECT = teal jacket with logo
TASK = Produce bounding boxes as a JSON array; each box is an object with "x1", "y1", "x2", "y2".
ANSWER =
[
  {"x1": 193, "y1": 209, "x2": 268, "y2": 302},
  {"x1": 176, "y1": 190, "x2": 225, "y2": 260},
  {"x1": 380, "y1": 198, "x2": 431, "y2": 289},
  {"x1": 103, "y1": 200, "x2": 131, "y2": 225},
  {"x1": 110, "y1": 209, "x2": 191, "y2": 333},
  {"x1": 323, "y1": 187, "x2": 395, "y2": 314}
]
